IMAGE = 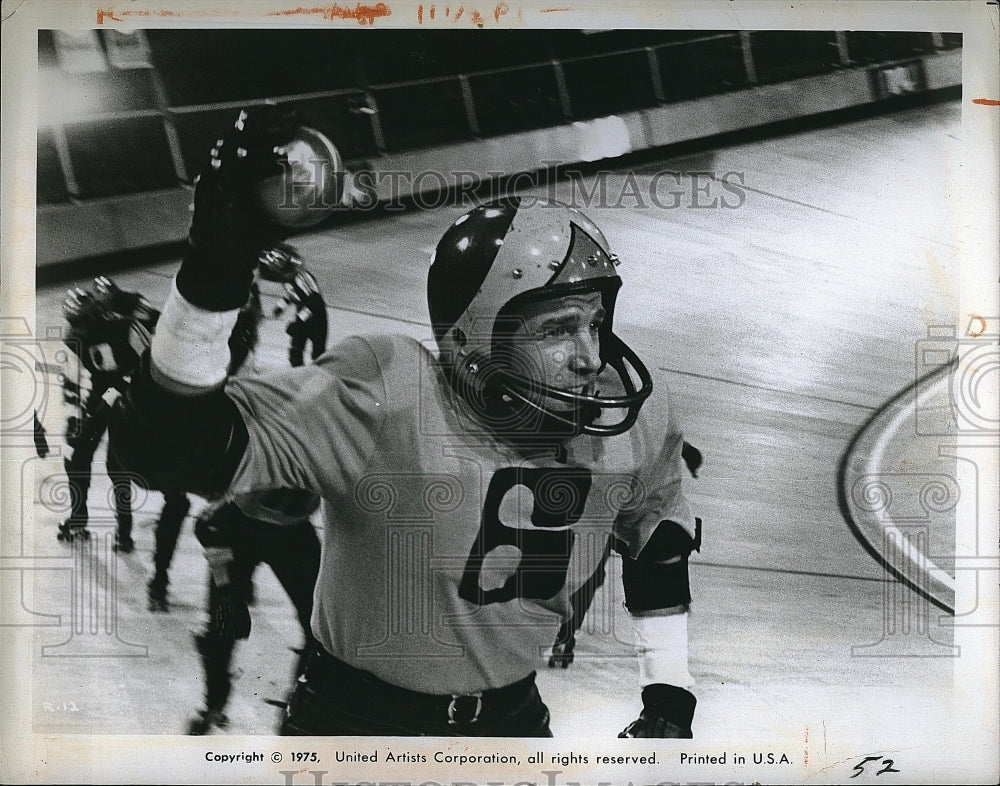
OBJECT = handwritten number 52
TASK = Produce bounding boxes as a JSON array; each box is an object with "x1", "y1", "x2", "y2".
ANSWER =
[{"x1": 852, "y1": 756, "x2": 901, "y2": 777}]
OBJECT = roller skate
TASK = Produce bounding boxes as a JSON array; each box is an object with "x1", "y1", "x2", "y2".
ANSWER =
[
  {"x1": 147, "y1": 576, "x2": 169, "y2": 613},
  {"x1": 186, "y1": 707, "x2": 230, "y2": 735},
  {"x1": 548, "y1": 628, "x2": 576, "y2": 669},
  {"x1": 113, "y1": 531, "x2": 135, "y2": 554},
  {"x1": 57, "y1": 520, "x2": 91, "y2": 543},
  {"x1": 190, "y1": 631, "x2": 234, "y2": 734}
]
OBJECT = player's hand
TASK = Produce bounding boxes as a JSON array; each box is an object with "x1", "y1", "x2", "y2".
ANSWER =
[
  {"x1": 62, "y1": 378, "x2": 81, "y2": 406},
  {"x1": 618, "y1": 684, "x2": 696, "y2": 738},
  {"x1": 211, "y1": 584, "x2": 252, "y2": 640},
  {"x1": 258, "y1": 243, "x2": 302, "y2": 283},
  {"x1": 285, "y1": 270, "x2": 320, "y2": 306},
  {"x1": 64, "y1": 415, "x2": 81, "y2": 448},
  {"x1": 548, "y1": 622, "x2": 576, "y2": 668},
  {"x1": 94, "y1": 276, "x2": 156, "y2": 322},
  {"x1": 179, "y1": 105, "x2": 301, "y2": 311},
  {"x1": 190, "y1": 105, "x2": 300, "y2": 247}
]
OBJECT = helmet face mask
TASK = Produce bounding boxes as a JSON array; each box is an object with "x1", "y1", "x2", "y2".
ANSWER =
[
  {"x1": 427, "y1": 198, "x2": 653, "y2": 439},
  {"x1": 62, "y1": 277, "x2": 159, "y2": 377}
]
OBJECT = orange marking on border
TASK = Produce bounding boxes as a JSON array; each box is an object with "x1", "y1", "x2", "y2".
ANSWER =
[
  {"x1": 98, "y1": 8, "x2": 183, "y2": 22},
  {"x1": 453, "y1": 6, "x2": 464, "y2": 20},
  {"x1": 429, "y1": 3, "x2": 435, "y2": 18},
  {"x1": 471, "y1": 8, "x2": 484, "y2": 25},
  {"x1": 972, "y1": 98, "x2": 1000, "y2": 106},
  {"x1": 494, "y1": 0, "x2": 509, "y2": 22},
  {"x1": 417, "y1": 3, "x2": 423, "y2": 21},
  {"x1": 326, "y1": 2, "x2": 391, "y2": 24},
  {"x1": 268, "y1": 3, "x2": 391, "y2": 24},
  {"x1": 268, "y1": 6, "x2": 332, "y2": 15},
  {"x1": 969, "y1": 315, "x2": 987, "y2": 337}
]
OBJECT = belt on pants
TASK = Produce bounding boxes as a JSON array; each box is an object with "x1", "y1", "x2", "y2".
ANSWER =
[{"x1": 299, "y1": 644, "x2": 538, "y2": 727}]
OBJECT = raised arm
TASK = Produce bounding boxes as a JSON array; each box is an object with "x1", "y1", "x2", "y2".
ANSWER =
[{"x1": 110, "y1": 107, "x2": 316, "y2": 497}]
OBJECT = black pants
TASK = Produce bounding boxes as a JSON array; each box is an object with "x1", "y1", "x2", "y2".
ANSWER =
[
  {"x1": 63, "y1": 399, "x2": 132, "y2": 535},
  {"x1": 287, "y1": 299, "x2": 327, "y2": 369},
  {"x1": 197, "y1": 509, "x2": 321, "y2": 713},
  {"x1": 281, "y1": 645, "x2": 553, "y2": 737},
  {"x1": 150, "y1": 491, "x2": 191, "y2": 586}
]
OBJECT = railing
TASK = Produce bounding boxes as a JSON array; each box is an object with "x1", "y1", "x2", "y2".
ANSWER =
[{"x1": 37, "y1": 30, "x2": 961, "y2": 205}]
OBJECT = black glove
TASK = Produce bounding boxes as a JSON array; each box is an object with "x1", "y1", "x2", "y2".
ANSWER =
[
  {"x1": 618, "y1": 684, "x2": 696, "y2": 738},
  {"x1": 194, "y1": 502, "x2": 237, "y2": 548},
  {"x1": 285, "y1": 269, "x2": 321, "y2": 307},
  {"x1": 64, "y1": 415, "x2": 81, "y2": 448},
  {"x1": 211, "y1": 583, "x2": 252, "y2": 641},
  {"x1": 176, "y1": 105, "x2": 301, "y2": 312},
  {"x1": 94, "y1": 276, "x2": 159, "y2": 329},
  {"x1": 62, "y1": 378, "x2": 81, "y2": 406},
  {"x1": 258, "y1": 243, "x2": 303, "y2": 283}
]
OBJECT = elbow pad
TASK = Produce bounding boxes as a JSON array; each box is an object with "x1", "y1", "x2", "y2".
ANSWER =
[{"x1": 618, "y1": 518, "x2": 701, "y2": 613}]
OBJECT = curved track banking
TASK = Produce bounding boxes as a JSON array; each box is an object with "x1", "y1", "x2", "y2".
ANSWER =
[{"x1": 837, "y1": 359, "x2": 957, "y2": 614}]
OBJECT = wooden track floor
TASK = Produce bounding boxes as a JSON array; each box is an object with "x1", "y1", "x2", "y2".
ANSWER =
[{"x1": 25, "y1": 101, "x2": 962, "y2": 742}]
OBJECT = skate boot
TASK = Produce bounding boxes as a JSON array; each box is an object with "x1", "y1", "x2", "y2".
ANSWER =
[
  {"x1": 548, "y1": 622, "x2": 576, "y2": 669},
  {"x1": 147, "y1": 576, "x2": 169, "y2": 613},
  {"x1": 186, "y1": 707, "x2": 230, "y2": 735},
  {"x1": 57, "y1": 520, "x2": 90, "y2": 542},
  {"x1": 112, "y1": 501, "x2": 134, "y2": 554},
  {"x1": 192, "y1": 631, "x2": 234, "y2": 733},
  {"x1": 113, "y1": 531, "x2": 135, "y2": 554}
]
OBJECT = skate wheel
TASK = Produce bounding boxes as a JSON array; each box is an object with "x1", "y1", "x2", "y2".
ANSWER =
[{"x1": 57, "y1": 527, "x2": 90, "y2": 542}]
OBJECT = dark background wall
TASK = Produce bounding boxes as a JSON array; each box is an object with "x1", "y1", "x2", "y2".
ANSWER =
[{"x1": 36, "y1": 29, "x2": 962, "y2": 270}]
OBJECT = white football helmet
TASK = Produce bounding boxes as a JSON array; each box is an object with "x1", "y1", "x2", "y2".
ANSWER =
[{"x1": 427, "y1": 197, "x2": 652, "y2": 437}]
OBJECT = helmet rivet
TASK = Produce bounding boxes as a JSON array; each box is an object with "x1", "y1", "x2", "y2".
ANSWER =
[
  {"x1": 610, "y1": 254, "x2": 621, "y2": 267},
  {"x1": 468, "y1": 362, "x2": 479, "y2": 373},
  {"x1": 587, "y1": 254, "x2": 598, "y2": 266},
  {"x1": 512, "y1": 268, "x2": 523, "y2": 278},
  {"x1": 549, "y1": 260, "x2": 561, "y2": 270}
]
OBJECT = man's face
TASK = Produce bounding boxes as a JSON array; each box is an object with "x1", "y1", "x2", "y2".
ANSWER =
[{"x1": 505, "y1": 291, "x2": 605, "y2": 411}]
